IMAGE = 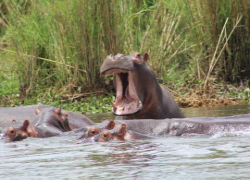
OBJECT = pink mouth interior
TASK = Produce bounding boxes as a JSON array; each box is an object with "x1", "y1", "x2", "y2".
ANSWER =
[{"x1": 106, "y1": 69, "x2": 142, "y2": 115}]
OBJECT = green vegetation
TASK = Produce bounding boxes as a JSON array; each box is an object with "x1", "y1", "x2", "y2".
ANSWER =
[{"x1": 0, "y1": 0, "x2": 250, "y2": 112}]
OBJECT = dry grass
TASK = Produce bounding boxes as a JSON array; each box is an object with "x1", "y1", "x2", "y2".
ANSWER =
[{"x1": 176, "y1": 86, "x2": 238, "y2": 108}]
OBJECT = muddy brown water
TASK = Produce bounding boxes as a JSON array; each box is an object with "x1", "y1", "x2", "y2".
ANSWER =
[{"x1": 1, "y1": 104, "x2": 250, "y2": 180}]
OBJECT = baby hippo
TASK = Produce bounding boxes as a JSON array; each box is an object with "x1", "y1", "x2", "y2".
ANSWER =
[{"x1": 81, "y1": 124, "x2": 153, "y2": 143}]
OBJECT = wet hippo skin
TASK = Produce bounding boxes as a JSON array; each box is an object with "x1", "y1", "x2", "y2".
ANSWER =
[
  {"x1": 101, "y1": 52, "x2": 185, "y2": 120},
  {"x1": 115, "y1": 115, "x2": 250, "y2": 136},
  {"x1": 0, "y1": 105, "x2": 52, "y2": 128},
  {"x1": 78, "y1": 114, "x2": 250, "y2": 143}
]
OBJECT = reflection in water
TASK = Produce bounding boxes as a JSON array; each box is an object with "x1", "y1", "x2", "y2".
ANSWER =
[
  {"x1": 1, "y1": 104, "x2": 250, "y2": 179},
  {"x1": 87, "y1": 140, "x2": 157, "y2": 165},
  {"x1": 182, "y1": 104, "x2": 250, "y2": 118},
  {"x1": 86, "y1": 104, "x2": 250, "y2": 123},
  {"x1": 85, "y1": 113, "x2": 115, "y2": 123}
]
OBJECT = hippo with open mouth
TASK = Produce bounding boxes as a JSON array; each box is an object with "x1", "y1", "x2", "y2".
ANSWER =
[{"x1": 101, "y1": 52, "x2": 185, "y2": 119}]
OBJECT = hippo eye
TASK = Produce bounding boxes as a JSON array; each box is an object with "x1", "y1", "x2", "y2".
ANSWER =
[
  {"x1": 103, "y1": 134, "x2": 107, "y2": 138},
  {"x1": 91, "y1": 131, "x2": 95, "y2": 134},
  {"x1": 10, "y1": 130, "x2": 15, "y2": 134},
  {"x1": 137, "y1": 54, "x2": 141, "y2": 58}
]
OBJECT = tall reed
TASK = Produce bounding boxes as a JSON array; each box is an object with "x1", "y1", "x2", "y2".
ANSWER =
[
  {"x1": 2, "y1": 0, "x2": 124, "y2": 98},
  {"x1": 1, "y1": 0, "x2": 250, "y2": 101}
]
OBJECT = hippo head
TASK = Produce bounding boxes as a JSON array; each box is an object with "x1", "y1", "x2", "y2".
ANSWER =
[
  {"x1": 77, "y1": 120, "x2": 116, "y2": 140},
  {"x1": 79, "y1": 124, "x2": 127, "y2": 143},
  {"x1": 101, "y1": 52, "x2": 156, "y2": 116},
  {"x1": 35, "y1": 107, "x2": 71, "y2": 132},
  {"x1": 2, "y1": 120, "x2": 36, "y2": 141}
]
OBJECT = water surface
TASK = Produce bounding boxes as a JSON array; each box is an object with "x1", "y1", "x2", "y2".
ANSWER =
[{"x1": 1, "y1": 104, "x2": 250, "y2": 180}]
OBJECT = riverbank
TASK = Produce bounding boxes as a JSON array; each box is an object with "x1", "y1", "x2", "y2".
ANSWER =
[
  {"x1": 1, "y1": 48, "x2": 248, "y2": 113},
  {"x1": 0, "y1": 72, "x2": 247, "y2": 114}
]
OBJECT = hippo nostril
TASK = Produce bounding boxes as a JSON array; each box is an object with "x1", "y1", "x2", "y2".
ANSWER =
[{"x1": 137, "y1": 54, "x2": 141, "y2": 58}]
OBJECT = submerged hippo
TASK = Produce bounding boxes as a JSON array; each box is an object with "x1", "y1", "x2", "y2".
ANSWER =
[
  {"x1": 2, "y1": 107, "x2": 95, "y2": 141},
  {"x1": 101, "y1": 52, "x2": 185, "y2": 119},
  {"x1": 0, "y1": 105, "x2": 94, "y2": 133},
  {"x1": 35, "y1": 106, "x2": 94, "y2": 129},
  {"x1": 2, "y1": 107, "x2": 71, "y2": 141},
  {"x1": 78, "y1": 115, "x2": 250, "y2": 143},
  {"x1": 77, "y1": 119, "x2": 116, "y2": 140},
  {"x1": 0, "y1": 105, "x2": 52, "y2": 128},
  {"x1": 79, "y1": 124, "x2": 153, "y2": 143},
  {"x1": 114, "y1": 116, "x2": 250, "y2": 136}
]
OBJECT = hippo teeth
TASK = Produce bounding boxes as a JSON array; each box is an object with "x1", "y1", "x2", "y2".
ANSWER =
[
  {"x1": 112, "y1": 98, "x2": 142, "y2": 116},
  {"x1": 111, "y1": 101, "x2": 117, "y2": 109},
  {"x1": 110, "y1": 70, "x2": 142, "y2": 115}
]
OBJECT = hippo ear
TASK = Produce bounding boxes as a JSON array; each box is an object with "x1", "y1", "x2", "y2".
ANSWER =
[
  {"x1": 143, "y1": 52, "x2": 149, "y2": 62},
  {"x1": 107, "y1": 54, "x2": 115, "y2": 61},
  {"x1": 54, "y1": 106, "x2": 62, "y2": 115},
  {"x1": 21, "y1": 120, "x2": 30, "y2": 131},
  {"x1": 35, "y1": 108, "x2": 41, "y2": 115},
  {"x1": 105, "y1": 120, "x2": 115, "y2": 130},
  {"x1": 118, "y1": 124, "x2": 127, "y2": 136}
]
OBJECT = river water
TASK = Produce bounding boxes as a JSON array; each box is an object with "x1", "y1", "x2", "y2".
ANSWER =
[{"x1": 1, "y1": 104, "x2": 250, "y2": 180}]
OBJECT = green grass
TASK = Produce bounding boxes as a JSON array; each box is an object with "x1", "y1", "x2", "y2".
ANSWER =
[
  {"x1": 24, "y1": 93, "x2": 115, "y2": 114},
  {"x1": 1, "y1": 0, "x2": 250, "y2": 110}
]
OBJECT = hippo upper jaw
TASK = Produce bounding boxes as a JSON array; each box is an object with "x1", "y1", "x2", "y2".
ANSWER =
[{"x1": 100, "y1": 54, "x2": 134, "y2": 74}]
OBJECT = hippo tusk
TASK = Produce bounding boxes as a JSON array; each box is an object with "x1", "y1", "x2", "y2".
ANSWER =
[
  {"x1": 111, "y1": 101, "x2": 117, "y2": 109},
  {"x1": 136, "y1": 99, "x2": 140, "y2": 107}
]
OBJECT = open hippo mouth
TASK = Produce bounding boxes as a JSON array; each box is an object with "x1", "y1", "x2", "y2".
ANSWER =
[{"x1": 104, "y1": 69, "x2": 142, "y2": 115}]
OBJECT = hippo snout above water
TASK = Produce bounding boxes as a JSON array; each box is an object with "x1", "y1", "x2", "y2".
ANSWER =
[
  {"x1": 77, "y1": 120, "x2": 116, "y2": 140},
  {"x1": 77, "y1": 122, "x2": 154, "y2": 144},
  {"x1": 101, "y1": 52, "x2": 185, "y2": 120}
]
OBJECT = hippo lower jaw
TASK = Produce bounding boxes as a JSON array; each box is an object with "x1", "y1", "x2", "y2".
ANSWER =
[
  {"x1": 105, "y1": 69, "x2": 142, "y2": 116},
  {"x1": 112, "y1": 99, "x2": 142, "y2": 115}
]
